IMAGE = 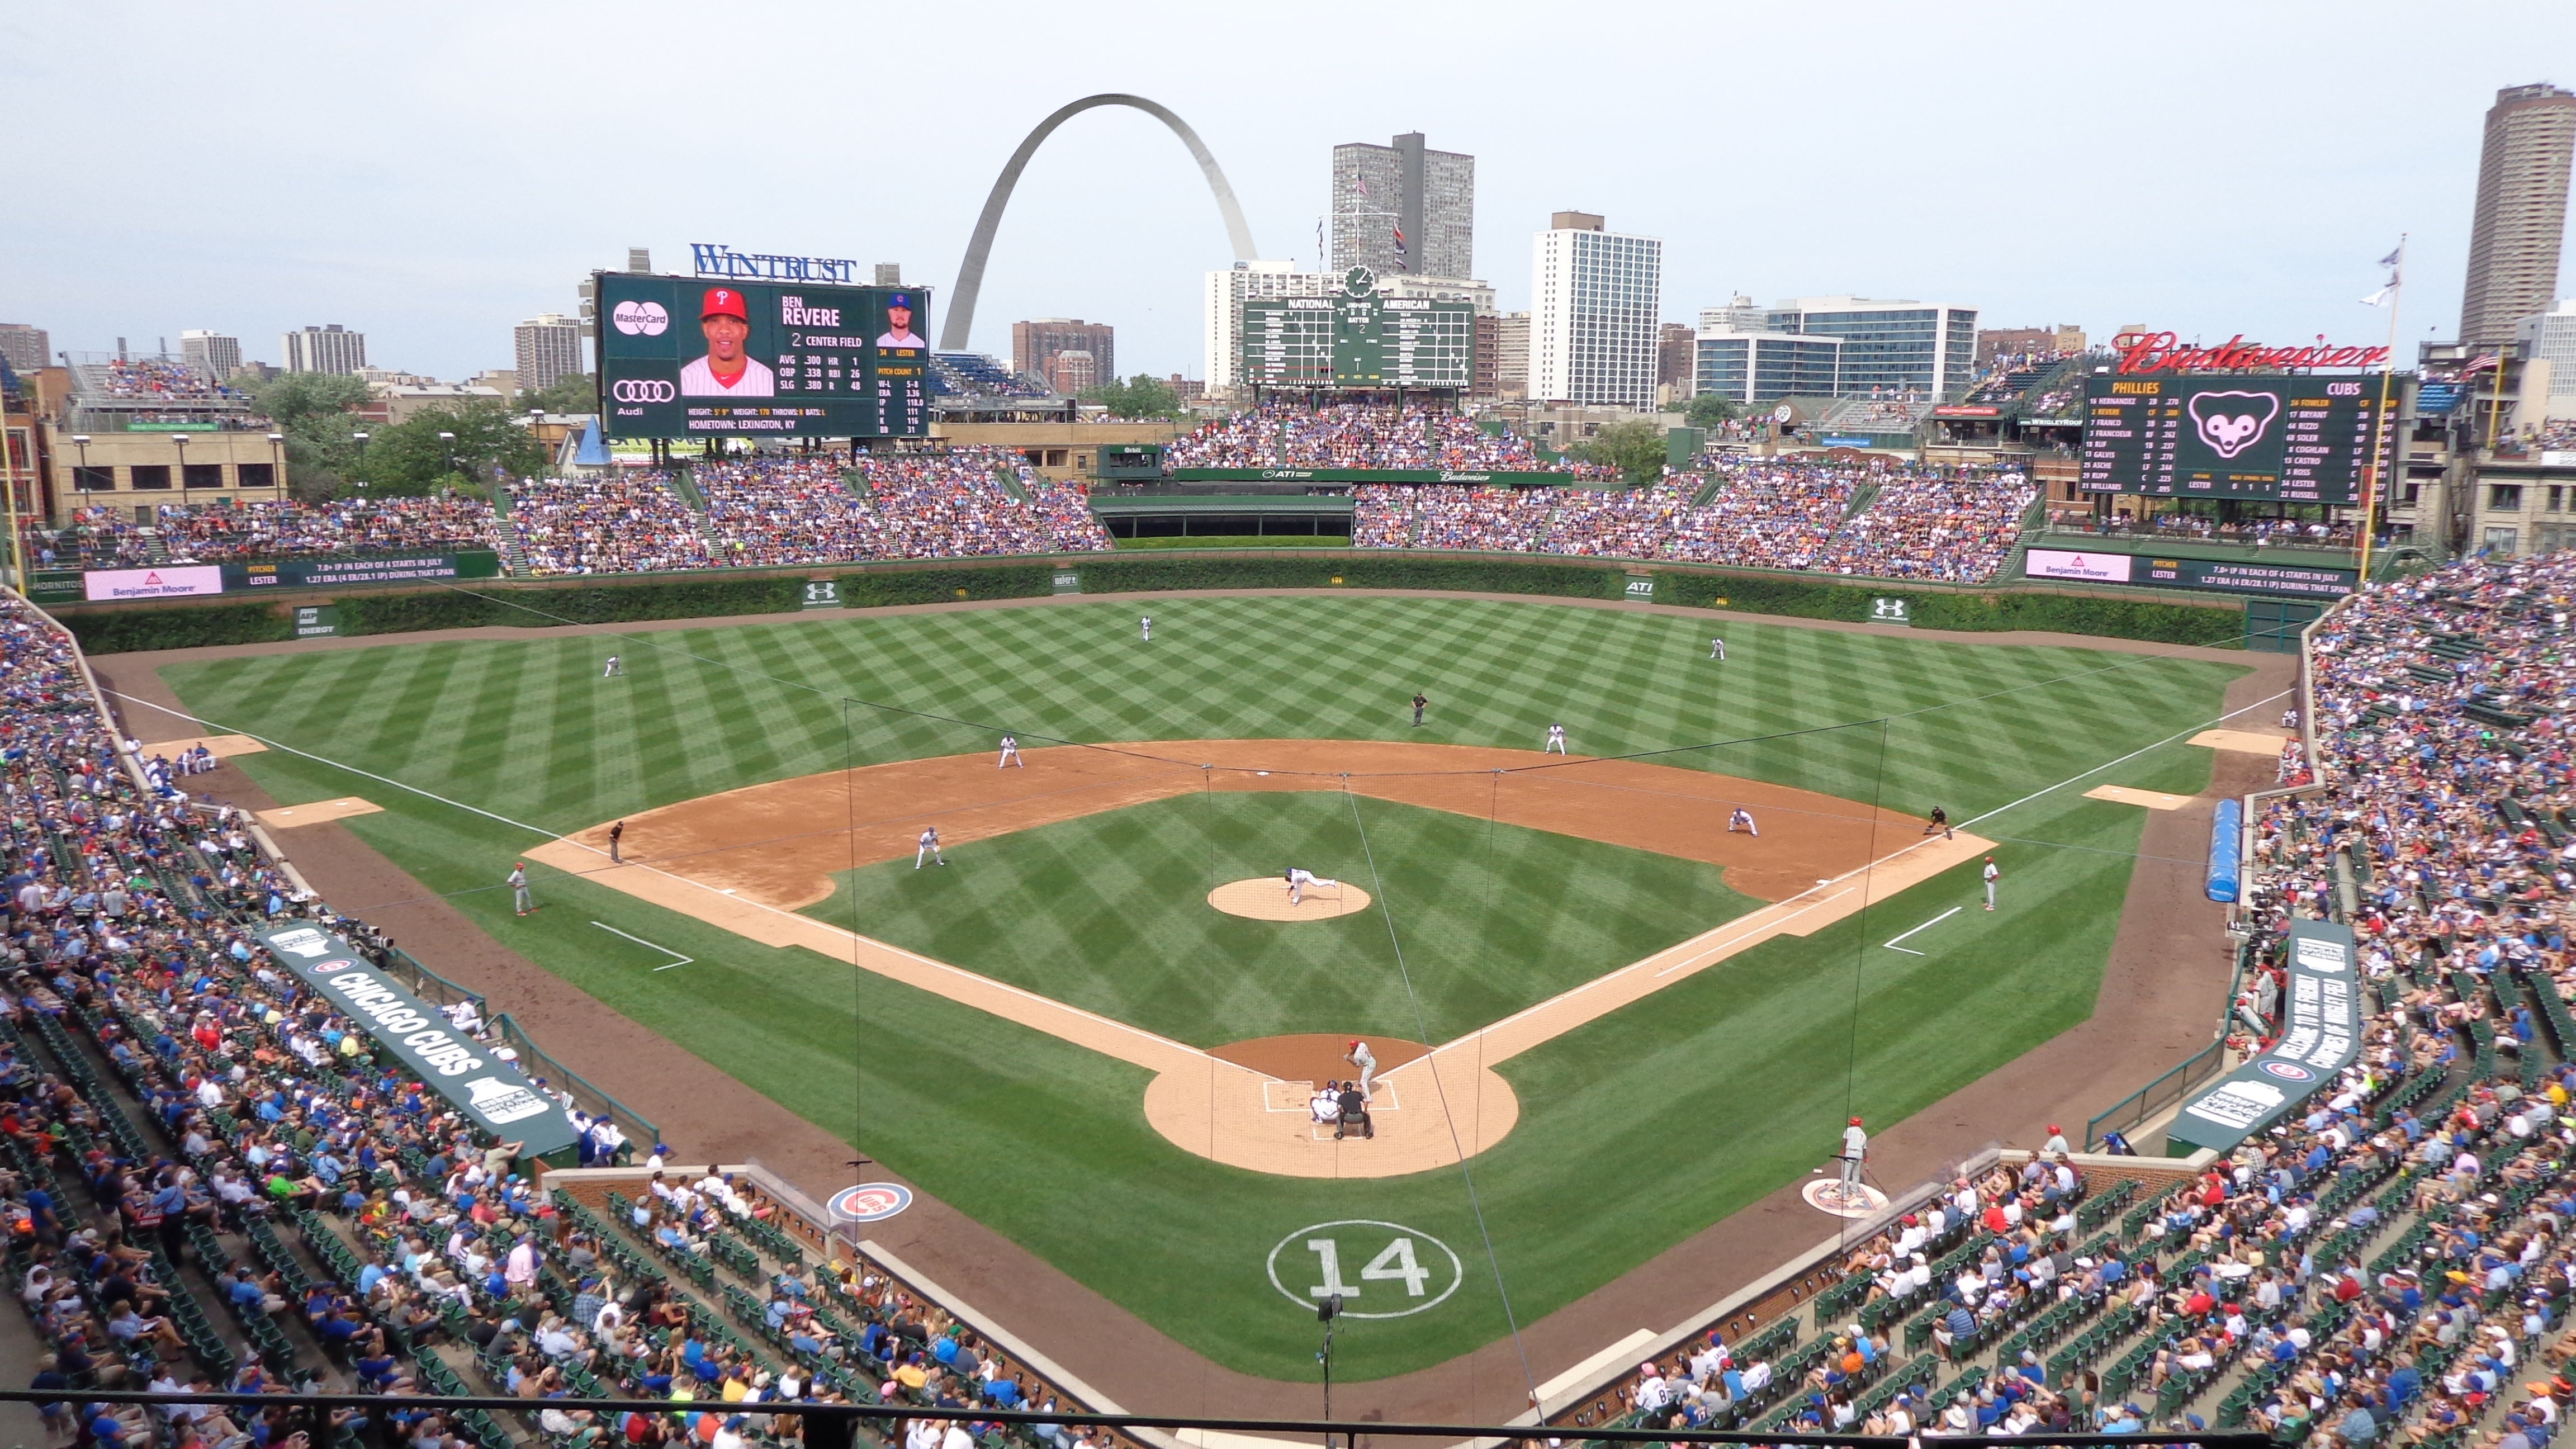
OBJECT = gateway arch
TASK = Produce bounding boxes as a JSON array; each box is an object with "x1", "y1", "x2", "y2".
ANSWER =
[{"x1": 940, "y1": 93, "x2": 1257, "y2": 352}]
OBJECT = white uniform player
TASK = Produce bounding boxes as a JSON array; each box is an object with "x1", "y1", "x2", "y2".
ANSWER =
[
  {"x1": 915, "y1": 828, "x2": 945, "y2": 868},
  {"x1": 1544, "y1": 723, "x2": 1568, "y2": 755},
  {"x1": 1839, "y1": 1116, "x2": 1868, "y2": 1202},
  {"x1": 997, "y1": 735, "x2": 1023, "y2": 768},
  {"x1": 1727, "y1": 806, "x2": 1758, "y2": 837},
  {"x1": 1140, "y1": 615, "x2": 1152, "y2": 641},
  {"x1": 1344, "y1": 1039, "x2": 1377, "y2": 1100},
  {"x1": 1711, "y1": 637, "x2": 1726, "y2": 660},
  {"x1": 603, "y1": 655, "x2": 622, "y2": 677},
  {"x1": 1284, "y1": 867, "x2": 1335, "y2": 906}
]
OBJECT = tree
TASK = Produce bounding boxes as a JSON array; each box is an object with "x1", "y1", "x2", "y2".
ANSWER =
[
  {"x1": 1682, "y1": 391, "x2": 1738, "y2": 429},
  {"x1": 242, "y1": 372, "x2": 375, "y2": 499},
  {"x1": 1080, "y1": 373, "x2": 1186, "y2": 420},
  {"x1": 351, "y1": 401, "x2": 547, "y2": 496},
  {"x1": 517, "y1": 372, "x2": 598, "y2": 415},
  {"x1": 1565, "y1": 419, "x2": 1671, "y2": 485},
  {"x1": 243, "y1": 372, "x2": 373, "y2": 429}
]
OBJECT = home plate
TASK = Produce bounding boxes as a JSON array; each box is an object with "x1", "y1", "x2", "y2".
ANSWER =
[{"x1": 1802, "y1": 1179, "x2": 1888, "y2": 1219}]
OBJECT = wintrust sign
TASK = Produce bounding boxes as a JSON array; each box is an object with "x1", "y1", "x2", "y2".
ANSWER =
[{"x1": 2115, "y1": 332, "x2": 2392, "y2": 375}]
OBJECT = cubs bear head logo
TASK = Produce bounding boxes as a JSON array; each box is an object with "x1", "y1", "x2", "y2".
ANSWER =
[{"x1": 2186, "y1": 390, "x2": 2281, "y2": 460}]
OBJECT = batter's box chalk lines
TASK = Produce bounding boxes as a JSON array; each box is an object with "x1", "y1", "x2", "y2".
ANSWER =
[
  {"x1": 1882, "y1": 905, "x2": 1963, "y2": 956},
  {"x1": 1263, "y1": 1080, "x2": 1316, "y2": 1113},
  {"x1": 591, "y1": 920, "x2": 696, "y2": 971}
]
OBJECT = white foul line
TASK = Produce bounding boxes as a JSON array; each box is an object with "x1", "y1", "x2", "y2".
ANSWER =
[
  {"x1": 1883, "y1": 905, "x2": 1962, "y2": 955},
  {"x1": 591, "y1": 920, "x2": 695, "y2": 970}
]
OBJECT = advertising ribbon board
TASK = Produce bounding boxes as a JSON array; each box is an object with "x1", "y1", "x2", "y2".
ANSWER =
[
  {"x1": 1167, "y1": 468, "x2": 1575, "y2": 485},
  {"x1": 255, "y1": 924, "x2": 580, "y2": 1159},
  {"x1": 2166, "y1": 918, "x2": 2357, "y2": 1156},
  {"x1": 225, "y1": 551, "x2": 501, "y2": 590}
]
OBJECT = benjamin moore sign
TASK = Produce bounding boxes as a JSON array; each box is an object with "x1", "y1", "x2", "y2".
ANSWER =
[
  {"x1": 2167, "y1": 918, "x2": 2357, "y2": 1155},
  {"x1": 256, "y1": 924, "x2": 580, "y2": 1159},
  {"x1": 1169, "y1": 469, "x2": 1574, "y2": 485}
]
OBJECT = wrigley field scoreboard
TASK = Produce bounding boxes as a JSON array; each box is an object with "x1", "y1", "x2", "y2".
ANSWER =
[
  {"x1": 2078, "y1": 375, "x2": 2393, "y2": 505},
  {"x1": 1243, "y1": 266, "x2": 1474, "y2": 389},
  {"x1": 595, "y1": 272, "x2": 931, "y2": 439}
]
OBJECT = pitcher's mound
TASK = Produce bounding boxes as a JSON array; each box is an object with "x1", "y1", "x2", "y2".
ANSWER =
[{"x1": 1208, "y1": 877, "x2": 1372, "y2": 920}]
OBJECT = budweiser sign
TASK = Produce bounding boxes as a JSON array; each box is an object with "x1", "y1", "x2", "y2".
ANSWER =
[{"x1": 2115, "y1": 331, "x2": 2390, "y2": 375}]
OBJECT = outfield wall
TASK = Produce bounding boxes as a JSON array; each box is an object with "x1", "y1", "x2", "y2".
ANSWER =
[{"x1": 46, "y1": 548, "x2": 2252, "y2": 654}]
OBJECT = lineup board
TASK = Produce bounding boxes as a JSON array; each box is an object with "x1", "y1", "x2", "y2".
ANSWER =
[
  {"x1": 2078, "y1": 375, "x2": 2393, "y2": 504},
  {"x1": 596, "y1": 272, "x2": 930, "y2": 439},
  {"x1": 1242, "y1": 267, "x2": 1473, "y2": 390}
]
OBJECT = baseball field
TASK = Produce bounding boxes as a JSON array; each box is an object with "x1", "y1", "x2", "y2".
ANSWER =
[{"x1": 145, "y1": 593, "x2": 2252, "y2": 1383}]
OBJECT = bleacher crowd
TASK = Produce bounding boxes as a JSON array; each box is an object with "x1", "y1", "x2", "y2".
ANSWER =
[
  {"x1": 1166, "y1": 402, "x2": 1592, "y2": 476},
  {"x1": 91, "y1": 361, "x2": 239, "y2": 404}
]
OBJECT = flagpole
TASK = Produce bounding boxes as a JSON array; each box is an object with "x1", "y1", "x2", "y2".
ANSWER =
[{"x1": 2359, "y1": 235, "x2": 2404, "y2": 584}]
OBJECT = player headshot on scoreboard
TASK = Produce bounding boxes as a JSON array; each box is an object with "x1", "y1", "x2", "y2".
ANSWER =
[
  {"x1": 679, "y1": 287, "x2": 776, "y2": 396},
  {"x1": 876, "y1": 293, "x2": 926, "y2": 349}
]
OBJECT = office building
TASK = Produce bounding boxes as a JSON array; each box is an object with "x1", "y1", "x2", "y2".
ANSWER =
[
  {"x1": 1013, "y1": 318, "x2": 1115, "y2": 388},
  {"x1": 178, "y1": 330, "x2": 242, "y2": 378},
  {"x1": 2461, "y1": 84, "x2": 2576, "y2": 352},
  {"x1": 1762, "y1": 296, "x2": 1978, "y2": 398},
  {"x1": 1203, "y1": 262, "x2": 1343, "y2": 391},
  {"x1": 1332, "y1": 132, "x2": 1473, "y2": 280},
  {"x1": 1693, "y1": 312, "x2": 1843, "y2": 406},
  {"x1": 1048, "y1": 350, "x2": 1100, "y2": 396},
  {"x1": 282, "y1": 324, "x2": 367, "y2": 375},
  {"x1": 0, "y1": 324, "x2": 51, "y2": 373},
  {"x1": 1491, "y1": 312, "x2": 1530, "y2": 400},
  {"x1": 1528, "y1": 213, "x2": 1661, "y2": 408},
  {"x1": 1658, "y1": 323, "x2": 1696, "y2": 397},
  {"x1": 515, "y1": 313, "x2": 583, "y2": 392},
  {"x1": 2521, "y1": 299, "x2": 2576, "y2": 419}
]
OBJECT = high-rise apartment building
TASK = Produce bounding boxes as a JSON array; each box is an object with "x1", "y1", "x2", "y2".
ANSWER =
[
  {"x1": 2461, "y1": 84, "x2": 2576, "y2": 353},
  {"x1": 1528, "y1": 213, "x2": 1661, "y2": 408},
  {"x1": 1658, "y1": 323, "x2": 1696, "y2": 397},
  {"x1": 1762, "y1": 297, "x2": 1978, "y2": 398},
  {"x1": 0, "y1": 324, "x2": 51, "y2": 373},
  {"x1": 281, "y1": 324, "x2": 367, "y2": 375},
  {"x1": 1203, "y1": 263, "x2": 1343, "y2": 392},
  {"x1": 514, "y1": 314, "x2": 583, "y2": 392},
  {"x1": 2519, "y1": 299, "x2": 2576, "y2": 418},
  {"x1": 1012, "y1": 318, "x2": 1115, "y2": 388},
  {"x1": 1332, "y1": 133, "x2": 1473, "y2": 280},
  {"x1": 178, "y1": 330, "x2": 242, "y2": 378}
]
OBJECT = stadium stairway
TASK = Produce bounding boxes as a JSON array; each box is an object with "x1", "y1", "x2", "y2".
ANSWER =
[
  {"x1": 491, "y1": 485, "x2": 534, "y2": 577},
  {"x1": 141, "y1": 529, "x2": 173, "y2": 565},
  {"x1": 663, "y1": 465, "x2": 709, "y2": 511}
]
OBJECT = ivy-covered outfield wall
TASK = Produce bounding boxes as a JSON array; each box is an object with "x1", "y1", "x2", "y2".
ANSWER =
[{"x1": 48, "y1": 550, "x2": 2244, "y2": 654}]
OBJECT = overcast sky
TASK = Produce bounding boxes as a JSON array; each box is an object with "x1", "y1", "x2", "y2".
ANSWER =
[{"x1": 8, "y1": 0, "x2": 2573, "y2": 384}]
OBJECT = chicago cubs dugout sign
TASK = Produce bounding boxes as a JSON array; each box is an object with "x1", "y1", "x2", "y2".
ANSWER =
[
  {"x1": 257, "y1": 924, "x2": 581, "y2": 1159},
  {"x1": 2167, "y1": 918, "x2": 2357, "y2": 1155}
]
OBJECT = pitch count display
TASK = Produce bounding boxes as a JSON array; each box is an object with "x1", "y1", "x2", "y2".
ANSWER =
[
  {"x1": 2078, "y1": 375, "x2": 2391, "y2": 505},
  {"x1": 596, "y1": 272, "x2": 930, "y2": 439}
]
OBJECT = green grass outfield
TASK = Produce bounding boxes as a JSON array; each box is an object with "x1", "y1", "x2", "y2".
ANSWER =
[
  {"x1": 158, "y1": 595, "x2": 2251, "y2": 1380},
  {"x1": 803, "y1": 792, "x2": 1762, "y2": 1046}
]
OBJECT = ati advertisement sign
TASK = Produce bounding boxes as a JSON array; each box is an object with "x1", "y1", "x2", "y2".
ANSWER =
[
  {"x1": 84, "y1": 565, "x2": 224, "y2": 602},
  {"x1": 255, "y1": 924, "x2": 580, "y2": 1159},
  {"x1": 1169, "y1": 468, "x2": 1574, "y2": 485},
  {"x1": 596, "y1": 271, "x2": 929, "y2": 440},
  {"x1": 2026, "y1": 547, "x2": 2356, "y2": 599},
  {"x1": 2168, "y1": 918, "x2": 2357, "y2": 1154}
]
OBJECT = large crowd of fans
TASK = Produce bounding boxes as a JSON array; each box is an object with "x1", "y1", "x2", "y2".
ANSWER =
[
  {"x1": 509, "y1": 475, "x2": 715, "y2": 576},
  {"x1": 157, "y1": 498, "x2": 500, "y2": 564},
  {"x1": 86, "y1": 361, "x2": 240, "y2": 403},
  {"x1": 1166, "y1": 401, "x2": 1580, "y2": 474},
  {"x1": 1353, "y1": 460, "x2": 2035, "y2": 581}
]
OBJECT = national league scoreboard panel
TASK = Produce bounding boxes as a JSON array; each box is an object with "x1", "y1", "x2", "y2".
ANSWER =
[
  {"x1": 2078, "y1": 375, "x2": 2393, "y2": 505},
  {"x1": 596, "y1": 272, "x2": 930, "y2": 439}
]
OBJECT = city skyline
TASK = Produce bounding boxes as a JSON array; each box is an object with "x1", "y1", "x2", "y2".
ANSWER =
[{"x1": 7, "y1": 0, "x2": 2574, "y2": 384}]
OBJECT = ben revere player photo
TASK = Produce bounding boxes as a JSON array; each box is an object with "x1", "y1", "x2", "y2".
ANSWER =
[{"x1": 680, "y1": 287, "x2": 776, "y2": 397}]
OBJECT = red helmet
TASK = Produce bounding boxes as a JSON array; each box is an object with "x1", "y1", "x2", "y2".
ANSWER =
[{"x1": 1848, "y1": 1116, "x2": 1863, "y2": 1126}]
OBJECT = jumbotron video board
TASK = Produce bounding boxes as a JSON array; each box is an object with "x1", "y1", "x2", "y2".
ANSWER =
[
  {"x1": 2078, "y1": 375, "x2": 2392, "y2": 504},
  {"x1": 1242, "y1": 267, "x2": 1474, "y2": 389},
  {"x1": 595, "y1": 272, "x2": 931, "y2": 439}
]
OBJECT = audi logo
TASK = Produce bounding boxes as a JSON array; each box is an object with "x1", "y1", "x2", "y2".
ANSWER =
[{"x1": 612, "y1": 379, "x2": 676, "y2": 402}]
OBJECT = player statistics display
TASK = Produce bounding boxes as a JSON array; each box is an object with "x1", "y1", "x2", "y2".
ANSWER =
[
  {"x1": 2078, "y1": 375, "x2": 2392, "y2": 504},
  {"x1": 596, "y1": 273, "x2": 930, "y2": 439}
]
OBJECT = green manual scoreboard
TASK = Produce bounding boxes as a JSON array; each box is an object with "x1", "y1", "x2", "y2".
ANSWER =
[
  {"x1": 1243, "y1": 267, "x2": 1473, "y2": 390},
  {"x1": 596, "y1": 271, "x2": 931, "y2": 439}
]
